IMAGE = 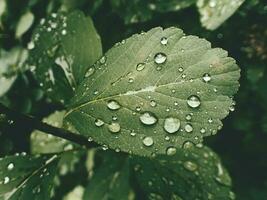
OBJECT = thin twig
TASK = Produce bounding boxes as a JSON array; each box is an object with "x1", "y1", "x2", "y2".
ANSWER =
[{"x1": 0, "y1": 103, "x2": 99, "y2": 149}]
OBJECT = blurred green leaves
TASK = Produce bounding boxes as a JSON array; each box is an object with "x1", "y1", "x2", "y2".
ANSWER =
[
  {"x1": 0, "y1": 47, "x2": 28, "y2": 97},
  {"x1": 28, "y1": 11, "x2": 102, "y2": 104},
  {"x1": 197, "y1": 0, "x2": 245, "y2": 30},
  {"x1": 15, "y1": 10, "x2": 34, "y2": 39},
  {"x1": 0, "y1": 154, "x2": 59, "y2": 200}
]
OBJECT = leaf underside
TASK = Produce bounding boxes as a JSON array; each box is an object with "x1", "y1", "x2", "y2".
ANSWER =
[
  {"x1": 197, "y1": 0, "x2": 245, "y2": 30},
  {"x1": 64, "y1": 27, "x2": 240, "y2": 157},
  {"x1": 31, "y1": 111, "x2": 72, "y2": 154},
  {"x1": 0, "y1": 154, "x2": 59, "y2": 200},
  {"x1": 132, "y1": 145, "x2": 235, "y2": 200},
  {"x1": 28, "y1": 11, "x2": 102, "y2": 103}
]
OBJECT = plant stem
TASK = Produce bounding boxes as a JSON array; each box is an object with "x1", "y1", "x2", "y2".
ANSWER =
[{"x1": 0, "y1": 103, "x2": 99, "y2": 149}]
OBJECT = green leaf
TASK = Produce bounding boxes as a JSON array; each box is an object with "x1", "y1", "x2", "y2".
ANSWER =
[
  {"x1": 110, "y1": 0, "x2": 195, "y2": 24},
  {"x1": 15, "y1": 10, "x2": 34, "y2": 39},
  {"x1": 0, "y1": 48, "x2": 28, "y2": 97},
  {"x1": 0, "y1": 0, "x2": 6, "y2": 23},
  {"x1": 197, "y1": 0, "x2": 245, "y2": 30},
  {"x1": 64, "y1": 27, "x2": 240, "y2": 157},
  {"x1": 0, "y1": 154, "x2": 59, "y2": 200},
  {"x1": 132, "y1": 145, "x2": 235, "y2": 200},
  {"x1": 83, "y1": 152, "x2": 131, "y2": 200},
  {"x1": 28, "y1": 10, "x2": 102, "y2": 104},
  {"x1": 31, "y1": 110, "x2": 74, "y2": 154}
]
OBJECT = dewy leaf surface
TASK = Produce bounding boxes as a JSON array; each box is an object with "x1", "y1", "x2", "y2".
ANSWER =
[
  {"x1": 83, "y1": 152, "x2": 131, "y2": 200},
  {"x1": 0, "y1": 154, "x2": 59, "y2": 200},
  {"x1": 132, "y1": 145, "x2": 235, "y2": 200},
  {"x1": 28, "y1": 11, "x2": 102, "y2": 104},
  {"x1": 197, "y1": 0, "x2": 245, "y2": 30},
  {"x1": 64, "y1": 27, "x2": 240, "y2": 157}
]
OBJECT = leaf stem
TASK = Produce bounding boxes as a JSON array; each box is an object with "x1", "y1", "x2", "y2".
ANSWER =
[{"x1": 0, "y1": 103, "x2": 99, "y2": 149}]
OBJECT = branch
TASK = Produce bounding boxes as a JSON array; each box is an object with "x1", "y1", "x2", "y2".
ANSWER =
[{"x1": 0, "y1": 103, "x2": 99, "y2": 149}]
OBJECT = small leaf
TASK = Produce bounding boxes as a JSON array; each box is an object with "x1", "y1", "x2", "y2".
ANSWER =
[
  {"x1": 15, "y1": 10, "x2": 35, "y2": 39},
  {"x1": 132, "y1": 145, "x2": 235, "y2": 200},
  {"x1": 0, "y1": 48, "x2": 28, "y2": 97},
  {"x1": 83, "y1": 152, "x2": 131, "y2": 200},
  {"x1": 64, "y1": 27, "x2": 240, "y2": 157},
  {"x1": 0, "y1": 154, "x2": 59, "y2": 200},
  {"x1": 31, "y1": 110, "x2": 74, "y2": 154},
  {"x1": 28, "y1": 11, "x2": 102, "y2": 104},
  {"x1": 197, "y1": 0, "x2": 245, "y2": 30}
]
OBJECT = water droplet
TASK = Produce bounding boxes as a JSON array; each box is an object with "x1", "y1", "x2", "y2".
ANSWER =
[
  {"x1": 202, "y1": 73, "x2": 211, "y2": 83},
  {"x1": 51, "y1": 13, "x2": 57, "y2": 18},
  {"x1": 108, "y1": 123, "x2": 121, "y2": 133},
  {"x1": 209, "y1": 0, "x2": 217, "y2": 7},
  {"x1": 150, "y1": 100, "x2": 157, "y2": 107},
  {"x1": 178, "y1": 67, "x2": 184, "y2": 72},
  {"x1": 164, "y1": 117, "x2": 181, "y2": 134},
  {"x1": 136, "y1": 107, "x2": 141, "y2": 112},
  {"x1": 128, "y1": 78, "x2": 134, "y2": 83},
  {"x1": 136, "y1": 63, "x2": 145, "y2": 71},
  {"x1": 187, "y1": 95, "x2": 201, "y2": 108},
  {"x1": 107, "y1": 100, "x2": 121, "y2": 110},
  {"x1": 183, "y1": 161, "x2": 198, "y2": 171},
  {"x1": 85, "y1": 67, "x2": 95, "y2": 78},
  {"x1": 142, "y1": 136, "x2": 154, "y2": 147},
  {"x1": 99, "y1": 56, "x2": 106, "y2": 64},
  {"x1": 165, "y1": 136, "x2": 170, "y2": 141},
  {"x1": 160, "y1": 37, "x2": 168, "y2": 45},
  {"x1": 95, "y1": 119, "x2": 104, "y2": 127},
  {"x1": 130, "y1": 131, "x2": 136, "y2": 137},
  {"x1": 229, "y1": 105, "x2": 235, "y2": 112},
  {"x1": 185, "y1": 114, "x2": 192, "y2": 121},
  {"x1": 208, "y1": 118, "x2": 213, "y2": 123},
  {"x1": 7, "y1": 163, "x2": 14, "y2": 171},
  {"x1": 140, "y1": 112, "x2": 158, "y2": 125},
  {"x1": 61, "y1": 29, "x2": 67, "y2": 35},
  {"x1": 200, "y1": 128, "x2": 206, "y2": 134},
  {"x1": 183, "y1": 141, "x2": 194, "y2": 149},
  {"x1": 3, "y1": 176, "x2": 10, "y2": 184},
  {"x1": 102, "y1": 145, "x2": 108, "y2": 151},
  {"x1": 185, "y1": 124, "x2": 193, "y2": 133},
  {"x1": 27, "y1": 41, "x2": 35, "y2": 50},
  {"x1": 154, "y1": 53, "x2": 167, "y2": 64},
  {"x1": 112, "y1": 116, "x2": 118, "y2": 121},
  {"x1": 166, "y1": 146, "x2": 177, "y2": 156}
]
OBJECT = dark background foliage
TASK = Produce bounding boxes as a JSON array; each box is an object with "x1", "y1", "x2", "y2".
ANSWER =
[{"x1": 0, "y1": 0, "x2": 267, "y2": 199}]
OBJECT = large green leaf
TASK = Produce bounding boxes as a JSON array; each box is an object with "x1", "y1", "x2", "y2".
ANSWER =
[
  {"x1": 0, "y1": 154, "x2": 59, "y2": 200},
  {"x1": 64, "y1": 27, "x2": 240, "y2": 157},
  {"x1": 110, "y1": 0, "x2": 196, "y2": 24},
  {"x1": 197, "y1": 0, "x2": 245, "y2": 30},
  {"x1": 0, "y1": 48, "x2": 28, "y2": 97},
  {"x1": 31, "y1": 110, "x2": 75, "y2": 154},
  {"x1": 83, "y1": 152, "x2": 131, "y2": 200},
  {"x1": 132, "y1": 144, "x2": 235, "y2": 200},
  {"x1": 28, "y1": 11, "x2": 102, "y2": 104}
]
